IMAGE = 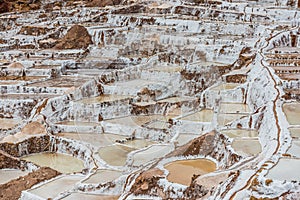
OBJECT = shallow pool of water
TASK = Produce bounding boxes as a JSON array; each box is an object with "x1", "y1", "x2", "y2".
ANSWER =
[
  {"x1": 217, "y1": 113, "x2": 247, "y2": 126},
  {"x1": 22, "y1": 152, "x2": 84, "y2": 174},
  {"x1": 146, "y1": 120, "x2": 169, "y2": 129},
  {"x1": 287, "y1": 140, "x2": 300, "y2": 157},
  {"x1": 77, "y1": 94, "x2": 132, "y2": 104},
  {"x1": 0, "y1": 118, "x2": 19, "y2": 129},
  {"x1": 179, "y1": 109, "x2": 213, "y2": 122},
  {"x1": 57, "y1": 132, "x2": 126, "y2": 147},
  {"x1": 176, "y1": 134, "x2": 200, "y2": 146},
  {"x1": 83, "y1": 169, "x2": 122, "y2": 184},
  {"x1": 125, "y1": 139, "x2": 154, "y2": 149},
  {"x1": 165, "y1": 159, "x2": 216, "y2": 186},
  {"x1": 221, "y1": 129, "x2": 258, "y2": 138},
  {"x1": 56, "y1": 121, "x2": 99, "y2": 126},
  {"x1": 266, "y1": 158, "x2": 300, "y2": 181},
  {"x1": 63, "y1": 193, "x2": 119, "y2": 200},
  {"x1": 231, "y1": 139, "x2": 261, "y2": 156},
  {"x1": 98, "y1": 144, "x2": 135, "y2": 166},
  {"x1": 0, "y1": 169, "x2": 29, "y2": 184},
  {"x1": 132, "y1": 145, "x2": 173, "y2": 166},
  {"x1": 283, "y1": 103, "x2": 300, "y2": 125},
  {"x1": 211, "y1": 83, "x2": 240, "y2": 91},
  {"x1": 105, "y1": 115, "x2": 169, "y2": 127},
  {"x1": 289, "y1": 128, "x2": 300, "y2": 138},
  {"x1": 29, "y1": 175, "x2": 83, "y2": 199},
  {"x1": 219, "y1": 102, "x2": 250, "y2": 114}
]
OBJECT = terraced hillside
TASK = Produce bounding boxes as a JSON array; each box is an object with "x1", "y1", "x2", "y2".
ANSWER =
[{"x1": 0, "y1": 0, "x2": 300, "y2": 199}]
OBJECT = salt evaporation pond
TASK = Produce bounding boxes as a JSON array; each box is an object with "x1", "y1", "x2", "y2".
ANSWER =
[
  {"x1": 28, "y1": 175, "x2": 83, "y2": 199},
  {"x1": 76, "y1": 94, "x2": 133, "y2": 104},
  {"x1": 0, "y1": 169, "x2": 29, "y2": 184},
  {"x1": 217, "y1": 113, "x2": 248, "y2": 126},
  {"x1": 132, "y1": 145, "x2": 173, "y2": 166},
  {"x1": 165, "y1": 159, "x2": 216, "y2": 185},
  {"x1": 266, "y1": 158, "x2": 300, "y2": 181},
  {"x1": 57, "y1": 132, "x2": 126, "y2": 147},
  {"x1": 176, "y1": 134, "x2": 200, "y2": 146},
  {"x1": 287, "y1": 140, "x2": 300, "y2": 157},
  {"x1": 289, "y1": 128, "x2": 300, "y2": 138},
  {"x1": 83, "y1": 169, "x2": 122, "y2": 184},
  {"x1": 231, "y1": 139, "x2": 261, "y2": 156},
  {"x1": 221, "y1": 129, "x2": 258, "y2": 138},
  {"x1": 63, "y1": 193, "x2": 119, "y2": 200},
  {"x1": 0, "y1": 118, "x2": 19, "y2": 129},
  {"x1": 22, "y1": 152, "x2": 84, "y2": 174},
  {"x1": 219, "y1": 102, "x2": 250, "y2": 114},
  {"x1": 283, "y1": 103, "x2": 300, "y2": 125},
  {"x1": 179, "y1": 109, "x2": 213, "y2": 122},
  {"x1": 98, "y1": 144, "x2": 135, "y2": 166},
  {"x1": 211, "y1": 83, "x2": 240, "y2": 91}
]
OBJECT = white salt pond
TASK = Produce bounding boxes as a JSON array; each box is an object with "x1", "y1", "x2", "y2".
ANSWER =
[
  {"x1": 56, "y1": 121, "x2": 99, "y2": 126},
  {"x1": 76, "y1": 94, "x2": 132, "y2": 104},
  {"x1": 132, "y1": 145, "x2": 173, "y2": 166},
  {"x1": 57, "y1": 132, "x2": 126, "y2": 147},
  {"x1": 266, "y1": 158, "x2": 300, "y2": 181},
  {"x1": 22, "y1": 152, "x2": 84, "y2": 174},
  {"x1": 231, "y1": 139, "x2": 261, "y2": 156},
  {"x1": 179, "y1": 109, "x2": 214, "y2": 122},
  {"x1": 0, "y1": 169, "x2": 29, "y2": 184},
  {"x1": 165, "y1": 159, "x2": 217, "y2": 186},
  {"x1": 221, "y1": 129, "x2": 258, "y2": 138},
  {"x1": 63, "y1": 193, "x2": 119, "y2": 200},
  {"x1": 28, "y1": 175, "x2": 83, "y2": 199},
  {"x1": 146, "y1": 120, "x2": 169, "y2": 129},
  {"x1": 83, "y1": 169, "x2": 122, "y2": 184},
  {"x1": 124, "y1": 139, "x2": 154, "y2": 149},
  {"x1": 175, "y1": 134, "x2": 200, "y2": 146},
  {"x1": 283, "y1": 103, "x2": 300, "y2": 125},
  {"x1": 217, "y1": 113, "x2": 248, "y2": 126},
  {"x1": 219, "y1": 102, "x2": 250, "y2": 114},
  {"x1": 105, "y1": 115, "x2": 169, "y2": 127},
  {"x1": 289, "y1": 128, "x2": 300, "y2": 138},
  {"x1": 211, "y1": 83, "x2": 240, "y2": 91},
  {"x1": 98, "y1": 144, "x2": 135, "y2": 166},
  {"x1": 157, "y1": 96, "x2": 197, "y2": 103},
  {"x1": 287, "y1": 140, "x2": 300, "y2": 157}
]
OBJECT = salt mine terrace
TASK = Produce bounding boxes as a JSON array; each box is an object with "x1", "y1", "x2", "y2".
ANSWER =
[{"x1": 0, "y1": 0, "x2": 300, "y2": 199}]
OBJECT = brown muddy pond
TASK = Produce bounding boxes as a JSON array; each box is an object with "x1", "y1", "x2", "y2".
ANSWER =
[
  {"x1": 165, "y1": 159, "x2": 216, "y2": 185},
  {"x1": 22, "y1": 152, "x2": 84, "y2": 174},
  {"x1": 0, "y1": 118, "x2": 19, "y2": 130}
]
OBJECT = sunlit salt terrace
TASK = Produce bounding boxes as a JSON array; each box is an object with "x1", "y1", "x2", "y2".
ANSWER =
[{"x1": 0, "y1": 0, "x2": 299, "y2": 199}]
